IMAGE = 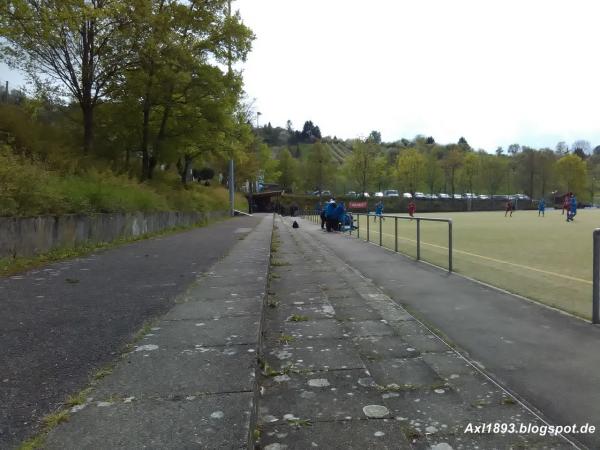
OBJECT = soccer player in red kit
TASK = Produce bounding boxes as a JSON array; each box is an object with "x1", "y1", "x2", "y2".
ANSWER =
[
  {"x1": 408, "y1": 200, "x2": 416, "y2": 218},
  {"x1": 505, "y1": 199, "x2": 513, "y2": 217}
]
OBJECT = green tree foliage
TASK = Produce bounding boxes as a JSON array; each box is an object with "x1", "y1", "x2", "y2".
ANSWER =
[
  {"x1": 343, "y1": 139, "x2": 382, "y2": 196},
  {"x1": 304, "y1": 141, "x2": 334, "y2": 193},
  {"x1": 367, "y1": 130, "x2": 382, "y2": 144},
  {"x1": 1, "y1": 0, "x2": 133, "y2": 153},
  {"x1": 396, "y1": 148, "x2": 426, "y2": 194},
  {"x1": 441, "y1": 147, "x2": 464, "y2": 196},
  {"x1": 479, "y1": 154, "x2": 507, "y2": 198},
  {"x1": 555, "y1": 154, "x2": 587, "y2": 197},
  {"x1": 460, "y1": 152, "x2": 479, "y2": 194},
  {"x1": 278, "y1": 148, "x2": 298, "y2": 192}
]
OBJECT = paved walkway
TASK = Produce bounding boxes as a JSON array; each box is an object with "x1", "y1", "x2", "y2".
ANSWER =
[
  {"x1": 296, "y1": 215, "x2": 600, "y2": 449},
  {"x1": 0, "y1": 214, "x2": 262, "y2": 449},
  {"x1": 254, "y1": 217, "x2": 570, "y2": 449},
  {"x1": 22, "y1": 213, "x2": 594, "y2": 448},
  {"x1": 44, "y1": 214, "x2": 273, "y2": 449}
]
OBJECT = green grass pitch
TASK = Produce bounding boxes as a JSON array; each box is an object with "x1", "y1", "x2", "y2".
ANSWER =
[{"x1": 355, "y1": 208, "x2": 598, "y2": 319}]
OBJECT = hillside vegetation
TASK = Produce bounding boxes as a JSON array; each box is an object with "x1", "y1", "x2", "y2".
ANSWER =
[{"x1": 0, "y1": 105, "x2": 245, "y2": 218}]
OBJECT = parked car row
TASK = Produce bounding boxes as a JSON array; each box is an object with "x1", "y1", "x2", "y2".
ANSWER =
[{"x1": 312, "y1": 190, "x2": 532, "y2": 201}]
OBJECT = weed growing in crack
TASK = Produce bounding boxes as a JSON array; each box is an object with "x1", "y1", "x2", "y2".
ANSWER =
[{"x1": 288, "y1": 314, "x2": 309, "y2": 322}]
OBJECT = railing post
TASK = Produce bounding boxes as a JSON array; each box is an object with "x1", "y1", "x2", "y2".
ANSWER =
[
  {"x1": 416, "y1": 218, "x2": 421, "y2": 261},
  {"x1": 367, "y1": 214, "x2": 370, "y2": 242},
  {"x1": 379, "y1": 216, "x2": 382, "y2": 246},
  {"x1": 394, "y1": 216, "x2": 398, "y2": 252},
  {"x1": 357, "y1": 213, "x2": 360, "y2": 239},
  {"x1": 448, "y1": 219, "x2": 453, "y2": 273},
  {"x1": 594, "y1": 229, "x2": 600, "y2": 324}
]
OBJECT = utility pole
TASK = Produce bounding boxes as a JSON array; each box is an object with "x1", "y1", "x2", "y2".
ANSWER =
[
  {"x1": 227, "y1": 0, "x2": 235, "y2": 216},
  {"x1": 3, "y1": 81, "x2": 7, "y2": 103}
]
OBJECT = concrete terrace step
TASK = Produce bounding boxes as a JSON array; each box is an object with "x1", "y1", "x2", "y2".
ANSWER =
[
  {"x1": 254, "y1": 216, "x2": 574, "y2": 449},
  {"x1": 43, "y1": 215, "x2": 274, "y2": 450}
]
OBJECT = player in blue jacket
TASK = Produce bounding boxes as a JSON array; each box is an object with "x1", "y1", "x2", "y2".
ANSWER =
[
  {"x1": 538, "y1": 198, "x2": 545, "y2": 217},
  {"x1": 334, "y1": 202, "x2": 346, "y2": 231},
  {"x1": 325, "y1": 200, "x2": 337, "y2": 231},
  {"x1": 567, "y1": 195, "x2": 577, "y2": 222},
  {"x1": 374, "y1": 201, "x2": 384, "y2": 222}
]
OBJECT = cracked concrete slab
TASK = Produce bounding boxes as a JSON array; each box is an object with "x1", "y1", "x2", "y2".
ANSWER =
[
  {"x1": 142, "y1": 315, "x2": 261, "y2": 347},
  {"x1": 259, "y1": 419, "x2": 411, "y2": 450},
  {"x1": 45, "y1": 392, "x2": 253, "y2": 450},
  {"x1": 165, "y1": 296, "x2": 262, "y2": 319},
  {"x1": 265, "y1": 339, "x2": 365, "y2": 372}
]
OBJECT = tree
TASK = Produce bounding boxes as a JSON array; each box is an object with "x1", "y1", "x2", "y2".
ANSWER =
[
  {"x1": 423, "y1": 150, "x2": 443, "y2": 195},
  {"x1": 396, "y1": 148, "x2": 426, "y2": 194},
  {"x1": 367, "y1": 130, "x2": 381, "y2": 144},
  {"x1": 555, "y1": 141, "x2": 569, "y2": 155},
  {"x1": 115, "y1": 0, "x2": 253, "y2": 181},
  {"x1": 304, "y1": 141, "x2": 334, "y2": 194},
  {"x1": 587, "y1": 158, "x2": 600, "y2": 205},
  {"x1": 495, "y1": 146, "x2": 504, "y2": 156},
  {"x1": 343, "y1": 139, "x2": 381, "y2": 196},
  {"x1": 460, "y1": 153, "x2": 479, "y2": 194},
  {"x1": 479, "y1": 155, "x2": 507, "y2": 199},
  {"x1": 555, "y1": 154, "x2": 587, "y2": 197},
  {"x1": 1, "y1": 1, "x2": 133, "y2": 153},
  {"x1": 301, "y1": 120, "x2": 321, "y2": 142},
  {"x1": 458, "y1": 136, "x2": 470, "y2": 149},
  {"x1": 278, "y1": 148, "x2": 298, "y2": 192},
  {"x1": 441, "y1": 146, "x2": 464, "y2": 197},
  {"x1": 572, "y1": 140, "x2": 591, "y2": 155},
  {"x1": 507, "y1": 143, "x2": 520, "y2": 155},
  {"x1": 536, "y1": 149, "x2": 556, "y2": 198},
  {"x1": 516, "y1": 147, "x2": 537, "y2": 197}
]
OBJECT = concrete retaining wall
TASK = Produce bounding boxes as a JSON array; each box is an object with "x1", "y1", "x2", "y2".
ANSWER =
[{"x1": 0, "y1": 210, "x2": 227, "y2": 259}]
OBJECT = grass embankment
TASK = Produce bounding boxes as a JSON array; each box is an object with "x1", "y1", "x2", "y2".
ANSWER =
[
  {"x1": 358, "y1": 209, "x2": 598, "y2": 319},
  {"x1": 0, "y1": 145, "x2": 245, "y2": 217},
  {"x1": 0, "y1": 142, "x2": 247, "y2": 275}
]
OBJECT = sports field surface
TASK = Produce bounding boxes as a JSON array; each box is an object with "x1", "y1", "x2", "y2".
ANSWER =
[{"x1": 354, "y1": 208, "x2": 599, "y2": 319}]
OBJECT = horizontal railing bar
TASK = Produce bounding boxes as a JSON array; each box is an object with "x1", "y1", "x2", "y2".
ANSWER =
[{"x1": 358, "y1": 213, "x2": 452, "y2": 224}]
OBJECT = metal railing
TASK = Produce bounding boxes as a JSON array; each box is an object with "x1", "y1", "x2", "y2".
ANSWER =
[
  {"x1": 593, "y1": 229, "x2": 600, "y2": 324},
  {"x1": 301, "y1": 210, "x2": 453, "y2": 273}
]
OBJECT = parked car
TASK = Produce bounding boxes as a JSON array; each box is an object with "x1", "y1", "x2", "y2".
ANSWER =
[
  {"x1": 492, "y1": 194, "x2": 509, "y2": 201},
  {"x1": 453, "y1": 194, "x2": 462, "y2": 199},
  {"x1": 383, "y1": 189, "x2": 399, "y2": 197},
  {"x1": 346, "y1": 191, "x2": 357, "y2": 197},
  {"x1": 478, "y1": 194, "x2": 489, "y2": 200},
  {"x1": 414, "y1": 192, "x2": 426, "y2": 199},
  {"x1": 437, "y1": 193, "x2": 450, "y2": 199},
  {"x1": 312, "y1": 190, "x2": 332, "y2": 197},
  {"x1": 403, "y1": 192, "x2": 412, "y2": 198},
  {"x1": 462, "y1": 193, "x2": 477, "y2": 199},
  {"x1": 374, "y1": 192, "x2": 384, "y2": 197},
  {"x1": 361, "y1": 192, "x2": 370, "y2": 198}
]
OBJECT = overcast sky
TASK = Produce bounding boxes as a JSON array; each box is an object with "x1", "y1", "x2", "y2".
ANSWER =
[
  {"x1": 2, "y1": 0, "x2": 599, "y2": 151},
  {"x1": 235, "y1": 0, "x2": 600, "y2": 151}
]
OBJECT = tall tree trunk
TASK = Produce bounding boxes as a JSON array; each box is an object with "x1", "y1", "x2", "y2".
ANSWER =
[
  {"x1": 179, "y1": 155, "x2": 193, "y2": 185},
  {"x1": 81, "y1": 103, "x2": 94, "y2": 154},
  {"x1": 141, "y1": 100, "x2": 151, "y2": 181}
]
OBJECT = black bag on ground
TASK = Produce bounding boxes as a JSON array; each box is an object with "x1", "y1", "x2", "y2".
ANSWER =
[{"x1": 292, "y1": 220, "x2": 299, "y2": 229}]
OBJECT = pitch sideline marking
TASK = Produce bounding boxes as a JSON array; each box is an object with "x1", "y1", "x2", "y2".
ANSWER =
[{"x1": 365, "y1": 229, "x2": 592, "y2": 285}]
